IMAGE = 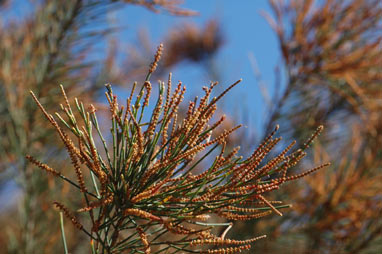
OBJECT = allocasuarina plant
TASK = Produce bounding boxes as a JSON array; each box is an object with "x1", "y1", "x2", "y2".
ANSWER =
[{"x1": 27, "y1": 44, "x2": 329, "y2": 253}]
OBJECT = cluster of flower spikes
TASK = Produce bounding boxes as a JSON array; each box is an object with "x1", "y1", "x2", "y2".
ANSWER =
[{"x1": 27, "y1": 44, "x2": 330, "y2": 253}]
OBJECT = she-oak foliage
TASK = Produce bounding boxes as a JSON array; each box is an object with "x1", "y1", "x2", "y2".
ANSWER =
[{"x1": 27, "y1": 44, "x2": 329, "y2": 253}]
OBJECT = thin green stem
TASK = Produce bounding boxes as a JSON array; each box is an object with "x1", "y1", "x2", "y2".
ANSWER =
[{"x1": 59, "y1": 212, "x2": 69, "y2": 254}]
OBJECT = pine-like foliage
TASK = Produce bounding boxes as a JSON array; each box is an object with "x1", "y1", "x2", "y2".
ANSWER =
[{"x1": 28, "y1": 45, "x2": 329, "y2": 253}]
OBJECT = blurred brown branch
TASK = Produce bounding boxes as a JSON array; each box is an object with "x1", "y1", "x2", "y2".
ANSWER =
[
  {"x1": 123, "y1": 0, "x2": 198, "y2": 16},
  {"x1": 96, "y1": 19, "x2": 224, "y2": 83},
  {"x1": 252, "y1": 0, "x2": 382, "y2": 253},
  {"x1": 265, "y1": 0, "x2": 382, "y2": 139}
]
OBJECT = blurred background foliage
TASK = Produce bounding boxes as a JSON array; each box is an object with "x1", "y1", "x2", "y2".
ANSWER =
[{"x1": 0, "y1": 0, "x2": 381, "y2": 253}]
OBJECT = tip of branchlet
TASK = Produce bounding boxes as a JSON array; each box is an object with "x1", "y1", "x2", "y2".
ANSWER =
[
  {"x1": 275, "y1": 124, "x2": 280, "y2": 131},
  {"x1": 302, "y1": 124, "x2": 325, "y2": 149},
  {"x1": 149, "y1": 43, "x2": 164, "y2": 74},
  {"x1": 314, "y1": 125, "x2": 324, "y2": 136}
]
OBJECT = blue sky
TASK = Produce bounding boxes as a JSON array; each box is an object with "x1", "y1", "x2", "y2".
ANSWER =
[{"x1": 112, "y1": 1, "x2": 282, "y2": 137}]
